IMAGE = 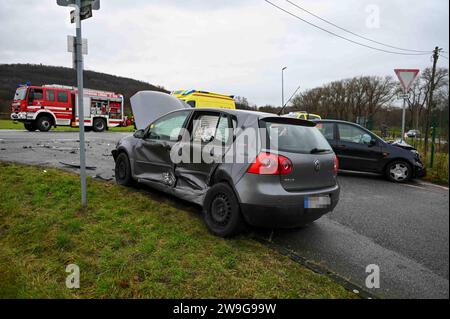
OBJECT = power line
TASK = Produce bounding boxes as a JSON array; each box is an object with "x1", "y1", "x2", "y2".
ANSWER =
[
  {"x1": 440, "y1": 54, "x2": 449, "y2": 60},
  {"x1": 264, "y1": 0, "x2": 433, "y2": 56},
  {"x1": 285, "y1": 0, "x2": 432, "y2": 53}
]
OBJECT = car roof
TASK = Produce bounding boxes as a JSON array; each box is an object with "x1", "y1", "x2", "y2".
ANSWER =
[
  {"x1": 189, "y1": 108, "x2": 316, "y2": 126},
  {"x1": 312, "y1": 119, "x2": 353, "y2": 124},
  {"x1": 311, "y1": 119, "x2": 372, "y2": 130}
]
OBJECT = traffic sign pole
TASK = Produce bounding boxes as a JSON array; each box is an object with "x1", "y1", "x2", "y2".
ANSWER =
[
  {"x1": 401, "y1": 93, "x2": 407, "y2": 142},
  {"x1": 58, "y1": 0, "x2": 99, "y2": 209},
  {"x1": 394, "y1": 69, "x2": 420, "y2": 143},
  {"x1": 74, "y1": 0, "x2": 87, "y2": 209}
]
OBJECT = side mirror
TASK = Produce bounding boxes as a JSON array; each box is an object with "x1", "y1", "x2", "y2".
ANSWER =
[{"x1": 133, "y1": 129, "x2": 145, "y2": 139}]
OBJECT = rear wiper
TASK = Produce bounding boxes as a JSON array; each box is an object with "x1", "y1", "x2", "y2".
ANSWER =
[{"x1": 310, "y1": 148, "x2": 331, "y2": 154}]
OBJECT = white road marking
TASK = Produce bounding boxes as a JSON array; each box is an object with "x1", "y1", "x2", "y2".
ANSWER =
[
  {"x1": 416, "y1": 181, "x2": 449, "y2": 191},
  {"x1": 402, "y1": 183, "x2": 427, "y2": 190}
]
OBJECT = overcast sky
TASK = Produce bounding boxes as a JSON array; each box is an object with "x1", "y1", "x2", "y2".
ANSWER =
[{"x1": 1, "y1": 0, "x2": 449, "y2": 106}]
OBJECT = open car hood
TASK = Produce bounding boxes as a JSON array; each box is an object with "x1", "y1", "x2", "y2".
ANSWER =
[{"x1": 130, "y1": 91, "x2": 190, "y2": 130}]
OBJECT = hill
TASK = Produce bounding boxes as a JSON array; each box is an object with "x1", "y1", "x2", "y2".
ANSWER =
[{"x1": 0, "y1": 64, "x2": 167, "y2": 118}]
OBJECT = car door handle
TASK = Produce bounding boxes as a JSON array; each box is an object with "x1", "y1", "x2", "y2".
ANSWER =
[
  {"x1": 161, "y1": 142, "x2": 172, "y2": 151},
  {"x1": 336, "y1": 144, "x2": 346, "y2": 149}
]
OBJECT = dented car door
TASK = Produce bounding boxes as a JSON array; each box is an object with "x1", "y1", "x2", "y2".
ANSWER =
[
  {"x1": 133, "y1": 110, "x2": 191, "y2": 184},
  {"x1": 175, "y1": 111, "x2": 232, "y2": 190}
]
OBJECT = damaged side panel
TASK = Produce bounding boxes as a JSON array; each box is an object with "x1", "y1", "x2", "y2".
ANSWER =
[{"x1": 123, "y1": 104, "x2": 264, "y2": 207}]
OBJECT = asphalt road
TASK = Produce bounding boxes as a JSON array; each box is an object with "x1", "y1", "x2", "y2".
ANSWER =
[{"x1": 1, "y1": 130, "x2": 448, "y2": 299}]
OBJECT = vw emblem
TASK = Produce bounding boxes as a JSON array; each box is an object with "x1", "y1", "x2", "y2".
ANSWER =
[{"x1": 314, "y1": 159, "x2": 321, "y2": 172}]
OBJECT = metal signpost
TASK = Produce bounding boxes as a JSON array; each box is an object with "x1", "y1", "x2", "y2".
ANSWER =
[
  {"x1": 57, "y1": 0, "x2": 100, "y2": 208},
  {"x1": 394, "y1": 69, "x2": 420, "y2": 142}
]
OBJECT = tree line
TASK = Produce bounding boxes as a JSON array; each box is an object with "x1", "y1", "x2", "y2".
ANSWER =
[{"x1": 240, "y1": 68, "x2": 449, "y2": 142}]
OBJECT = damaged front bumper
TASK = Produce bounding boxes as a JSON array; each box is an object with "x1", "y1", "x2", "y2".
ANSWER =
[{"x1": 414, "y1": 161, "x2": 426, "y2": 178}]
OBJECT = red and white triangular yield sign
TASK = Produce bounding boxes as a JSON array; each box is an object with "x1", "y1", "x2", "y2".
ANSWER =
[{"x1": 394, "y1": 69, "x2": 420, "y2": 92}]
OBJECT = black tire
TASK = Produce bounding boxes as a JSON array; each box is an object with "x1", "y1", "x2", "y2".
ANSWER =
[
  {"x1": 203, "y1": 183, "x2": 244, "y2": 237},
  {"x1": 93, "y1": 118, "x2": 106, "y2": 132},
  {"x1": 24, "y1": 123, "x2": 36, "y2": 131},
  {"x1": 386, "y1": 160, "x2": 412, "y2": 183},
  {"x1": 36, "y1": 115, "x2": 52, "y2": 132},
  {"x1": 115, "y1": 152, "x2": 134, "y2": 186}
]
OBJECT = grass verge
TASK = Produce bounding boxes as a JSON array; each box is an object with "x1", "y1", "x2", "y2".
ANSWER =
[
  {"x1": 0, "y1": 162, "x2": 355, "y2": 299},
  {"x1": 0, "y1": 119, "x2": 135, "y2": 132}
]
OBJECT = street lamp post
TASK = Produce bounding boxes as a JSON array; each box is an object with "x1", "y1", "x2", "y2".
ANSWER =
[{"x1": 282, "y1": 67, "x2": 287, "y2": 107}]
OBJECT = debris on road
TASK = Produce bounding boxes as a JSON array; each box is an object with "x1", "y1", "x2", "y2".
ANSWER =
[
  {"x1": 60, "y1": 161, "x2": 97, "y2": 170},
  {"x1": 94, "y1": 174, "x2": 113, "y2": 181}
]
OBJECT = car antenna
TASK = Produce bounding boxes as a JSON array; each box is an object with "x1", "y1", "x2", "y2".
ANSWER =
[{"x1": 277, "y1": 85, "x2": 301, "y2": 116}]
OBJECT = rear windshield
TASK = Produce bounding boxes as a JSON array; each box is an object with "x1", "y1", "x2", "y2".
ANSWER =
[
  {"x1": 14, "y1": 88, "x2": 27, "y2": 100},
  {"x1": 261, "y1": 120, "x2": 332, "y2": 154}
]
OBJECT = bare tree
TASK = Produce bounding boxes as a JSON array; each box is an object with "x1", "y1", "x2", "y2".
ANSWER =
[{"x1": 291, "y1": 75, "x2": 396, "y2": 123}]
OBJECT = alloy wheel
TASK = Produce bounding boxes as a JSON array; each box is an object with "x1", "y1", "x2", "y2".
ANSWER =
[{"x1": 389, "y1": 163, "x2": 409, "y2": 181}]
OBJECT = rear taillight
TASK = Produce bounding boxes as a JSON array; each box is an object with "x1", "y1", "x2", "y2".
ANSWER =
[
  {"x1": 333, "y1": 154, "x2": 339, "y2": 174},
  {"x1": 247, "y1": 152, "x2": 293, "y2": 175}
]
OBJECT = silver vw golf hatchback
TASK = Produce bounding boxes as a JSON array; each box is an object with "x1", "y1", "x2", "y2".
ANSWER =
[{"x1": 113, "y1": 92, "x2": 339, "y2": 237}]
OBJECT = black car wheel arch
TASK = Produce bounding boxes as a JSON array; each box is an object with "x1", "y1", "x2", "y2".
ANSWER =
[{"x1": 203, "y1": 182, "x2": 244, "y2": 237}]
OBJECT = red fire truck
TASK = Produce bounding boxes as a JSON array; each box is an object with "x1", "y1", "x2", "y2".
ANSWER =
[{"x1": 11, "y1": 84, "x2": 125, "y2": 132}]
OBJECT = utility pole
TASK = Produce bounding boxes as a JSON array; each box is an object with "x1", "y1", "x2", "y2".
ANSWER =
[{"x1": 424, "y1": 46, "x2": 441, "y2": 162}]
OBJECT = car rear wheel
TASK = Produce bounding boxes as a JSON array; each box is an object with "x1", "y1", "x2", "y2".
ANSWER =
[
  {"x1": 203, "y1": 183, "x2": 244, "y2": 237},
  {"x1": 115, "y1": 152, "x2": 134, "y2": 186},
  {"x1": 24, "y1": 123, "x2": 36, "y2": 131},
  {"x1": 36, "y1": 116, "x2": 52, "y2": 132},
  {"x1": 386, "y1": 160, "x2": 412, "y2": 183},
  {"x1": 93, "y1": 118, "x2": 106, "y2": 132}
]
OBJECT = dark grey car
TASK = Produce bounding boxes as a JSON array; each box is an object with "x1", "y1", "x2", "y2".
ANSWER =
[{"x1": 112, "y1": 105, "x2": 340, "y2": 237}]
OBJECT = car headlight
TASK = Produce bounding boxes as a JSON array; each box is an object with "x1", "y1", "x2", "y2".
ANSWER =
[{"x1": 411, "y1": 149, "x2": 420, "y2": 159}]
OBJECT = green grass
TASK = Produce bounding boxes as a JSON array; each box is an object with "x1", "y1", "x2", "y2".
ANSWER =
[
  {"x1": 407, "y1": 138, "x2": 449, "y2": 185},
  {"x1": 0, "y1": 162, "x2": 355, "y2": 299},
  {"x1": 0, "y1": 119, "x2": 135, "y2": 132}
]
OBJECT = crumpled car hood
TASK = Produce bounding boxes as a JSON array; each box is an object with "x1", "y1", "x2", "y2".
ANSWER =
[
  {"x1": 130, "y1": 91, "x2": 190, "y2": 130},
  {"x1": 388, "y1": 139, "x2": 417, "y2": 151}
]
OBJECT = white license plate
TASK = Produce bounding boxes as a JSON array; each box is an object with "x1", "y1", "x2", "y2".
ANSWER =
[{"x1": 304, "y1": 195, "x2": 331, "y2": 209}]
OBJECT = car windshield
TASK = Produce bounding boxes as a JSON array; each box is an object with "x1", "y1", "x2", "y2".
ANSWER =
[
  {"x1": 262, "y1": 120, "x2": 332, "y2": 154},
  {"x1": 14, "y1": 88, "x2": 27, "y2": 100}
]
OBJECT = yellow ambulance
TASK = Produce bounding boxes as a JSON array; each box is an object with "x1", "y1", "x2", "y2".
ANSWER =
[
  {"x1": 171, "y1": 90, "x2": 236, "y2": 110},
  {"x1": 287, "y1": 111, "x2": 322, "y2": 120}
]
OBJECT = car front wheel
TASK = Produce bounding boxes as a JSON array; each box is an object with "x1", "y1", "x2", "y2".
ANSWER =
[
  {"x1": 203, "y1": 183, "x2": 244, "y2": 237},
  {"x1": 115, "y1": 152, "x2": 134, "y2": 186},
  {"x1": 386, "y1": 160, "x2": 412, "y2": 183}
]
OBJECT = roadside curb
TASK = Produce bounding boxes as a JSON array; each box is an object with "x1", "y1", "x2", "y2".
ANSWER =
[{"x1": 254, "y1": 235, "x2": 379, "y2": 299}]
